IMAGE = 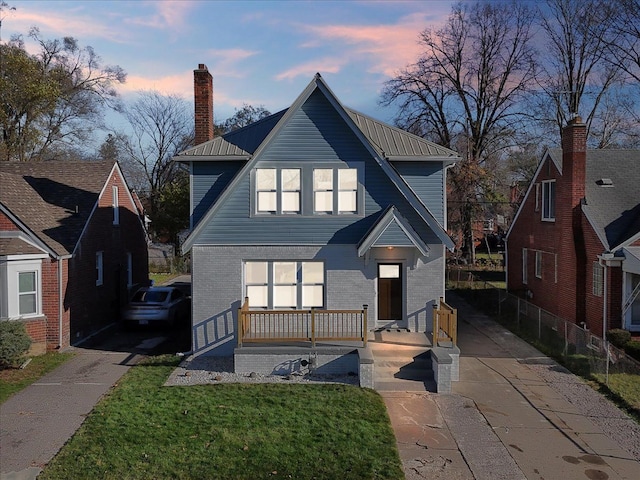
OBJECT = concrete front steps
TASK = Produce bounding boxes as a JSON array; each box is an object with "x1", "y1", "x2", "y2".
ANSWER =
[{"x1": 369, "y1": 331, "x2": 435, "y2": 392}]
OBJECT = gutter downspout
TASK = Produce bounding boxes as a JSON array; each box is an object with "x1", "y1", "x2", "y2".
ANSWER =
[
  {"x1": 58, "y1": 257, "x2": 63, "y2": 349},
  {"x1": 602, "y1": 262, "x2": 608, "y2": 340}
]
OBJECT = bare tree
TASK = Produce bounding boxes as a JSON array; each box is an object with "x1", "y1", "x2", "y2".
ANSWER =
[
  {"x1": 116, "y1": 91, "x2": 193, "y2": 243},
  {"x1": 605, "y1": 0, "x2": 640, "y2": 84},
  {"x1": 535, "y1": 0, "x2": 626, "y2": 143},
  {"x1": 381, "y1": 0, "x2": 537, "y2": 263}
]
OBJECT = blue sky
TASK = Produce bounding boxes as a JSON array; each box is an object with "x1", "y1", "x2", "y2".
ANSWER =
[{"x1": 4, "y1": 0, "x2": 456, "y2": 128}]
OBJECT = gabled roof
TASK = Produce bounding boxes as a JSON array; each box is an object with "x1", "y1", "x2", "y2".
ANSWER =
[
  {"x1": 357, "y1": 206, "x2": 429, "y2": 257},
  {"x1": 582, "y1": 150, "x2": 640, "y2": 251},
  {"x1": 0, "y1": 161, "x2": 118, "y2": 257},
  {"x1": 177, "y1": 74, "x2": 459, "y2": 253},
  {"x1": 506, "y1": 148, "x2": 640, "y2": 252}
]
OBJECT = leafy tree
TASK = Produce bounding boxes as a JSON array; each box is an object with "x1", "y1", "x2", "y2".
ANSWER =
[
  {"x1": 0, "y1": 28, "x2": 125, "y2": 161},
  {"x1": 381, "y1": 0, "x2": 537, "y2": 263},
  {"x1": 217, "y1": 103, "x2": 271, "y2": 134}
]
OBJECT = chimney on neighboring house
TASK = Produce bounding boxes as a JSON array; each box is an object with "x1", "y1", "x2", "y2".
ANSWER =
[
  {"x1": 194, "y1": 64, "x2": 214, "y2": 145},
  {"x1": 561, "y1": 115, "x2": 587, "y2": 207}
]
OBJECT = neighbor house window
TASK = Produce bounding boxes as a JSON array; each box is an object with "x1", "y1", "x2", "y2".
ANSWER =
[
  {"x1": 112, "y1": 185, "x2": 119, "y2": 225},
  {"x1": 535, "y1": 183, "x2": 540, "y2": 212},
  {"x1": 255, "y1": 168, "x2": 301, "y2": 214},
  {"x1": 593, "y1": 262, "x2": 604, "y2": 297},
  {"x1": 18, "y1": 271, "x2": 38, "y2": 315},
  {"x1": 522, "y1": 248, "x2": 528, "y2": 284},
  {"x1": 535, "y1": 251, "x2": 542, "y2": 279},
  {"x1": 96, "y1": 251, "x2": 103, "y2": 286},
  {"x1": 244, "y1": 261, "x2": 324, "y2": 309},
  {"x1": 541, "y1": 180, "x2": 555, "y2": 221},
  {"x1": 126, "y1": 252, "x2": 133, "y2": 287},
  {"x1": 313, "y1": 167, "x2": 359, "y2": 214}
]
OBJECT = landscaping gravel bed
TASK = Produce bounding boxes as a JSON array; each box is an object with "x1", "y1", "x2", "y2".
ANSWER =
[
  {"x1": 527, "y1": 362, "x2": 640, "y2": 461},
  {"x1": 164, "y1": 354, "x2": 359, "y2": 387}
]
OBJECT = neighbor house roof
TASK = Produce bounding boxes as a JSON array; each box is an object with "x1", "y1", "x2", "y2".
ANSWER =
[
  {"x1": 0, "y1": 161, "x2": 118, "y2": 257},
  {"x1": 507, "y1": 148, "x2": 640, "y2": 252},
  {"x1": 582, "y1": 150, "x2": 640, "y2": 251}
]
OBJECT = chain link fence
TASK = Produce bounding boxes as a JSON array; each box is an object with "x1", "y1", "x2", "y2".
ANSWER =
[{"x1": 446, "y1": 269, "x2": 640, "y2": 386}]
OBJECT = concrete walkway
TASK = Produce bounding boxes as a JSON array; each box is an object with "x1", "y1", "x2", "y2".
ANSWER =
[
  {"x1": 0, "y1": 349, "x2": 139, "y2": 480},
  {"x1": 375, "y1": 291, "x2": 639, "y2": 479}
]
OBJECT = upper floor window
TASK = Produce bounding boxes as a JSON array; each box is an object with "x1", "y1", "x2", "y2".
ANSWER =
[
  {"x1": 254, "y1": 165, "x2": 362, "y2": 216},
  {"x1": 112, "y1": 186, "x2": 119, "y2": 225},
  {"x1": 313, "y1": 167, "x2": 358, "y2": 214},
  {"x1": 541, "y1": 180, "x2": 555, "y2": 221},
  {"x1": 256, "y1": 168, "x2": 301, "y2": 214}
]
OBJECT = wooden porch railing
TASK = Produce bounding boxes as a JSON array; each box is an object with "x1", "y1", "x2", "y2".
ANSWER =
[
  {"x1": 432, "y1": 296, "x2": 457, "y2": 347},
  {"x1": 237, "y1": 297, "x2": 368, "y2": 348}
]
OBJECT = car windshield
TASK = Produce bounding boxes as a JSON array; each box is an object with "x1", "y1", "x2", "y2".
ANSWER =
[{"x1": 132, "y1": 290, "x2": 169, "y2": 303}]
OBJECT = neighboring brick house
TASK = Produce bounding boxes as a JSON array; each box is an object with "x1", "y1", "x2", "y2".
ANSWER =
[
  {"x1": 0, "y1": 161, "x2": 148, "y2": 353},
  {"x1": 506, "y1": 118, "x2": 640, "y2": 338},
  {"x1": 175, "y1": 66, "x2": 459, "y2": 357}
]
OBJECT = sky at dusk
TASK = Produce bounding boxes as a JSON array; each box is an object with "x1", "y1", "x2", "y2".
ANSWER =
[{"x1": 2, "y1": 0, "x2": 458, "y2": 129}]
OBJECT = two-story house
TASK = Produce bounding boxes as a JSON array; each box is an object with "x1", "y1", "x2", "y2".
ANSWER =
[
  {"x1": 506, "y1": 117, "x2": 640, "y2": 338},
  {"x1": 176, "y1": 66, "x2": 459, "y2": 358},
  {"x1": 0, "y1": 160, "x2": 148, "y2": 353}
]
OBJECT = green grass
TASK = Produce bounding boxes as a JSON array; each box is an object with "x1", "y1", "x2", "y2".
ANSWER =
[
  {"x1": 592, "y1": 373, "x2": 640, "y2": 418},
  {"x1": 0, "y1": 352, "x2": 74, "y2": 404},
  {"x1": 149, "y1": 273, "x2": 180, "y2": 285},
  {"x1": 40, "y1": 356, "x2": 403, "y2": 480}
]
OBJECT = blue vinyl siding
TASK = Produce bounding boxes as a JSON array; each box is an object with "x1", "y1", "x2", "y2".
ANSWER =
[
  {"x1": 374, "y1": 222, "x2": 415, "y2": 247},
  {"x1": 192, "y1": 90, "x2": 440, "y2": 245},
  {"x1": 393, "y1": 162, "x2": 444, "y2": 224},
  {"x1": 191, "y1": 161, "x2": 243, "y2": 227}
]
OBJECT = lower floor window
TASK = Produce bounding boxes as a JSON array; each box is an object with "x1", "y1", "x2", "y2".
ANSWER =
[
  {"x1": 592, "y1": 262, "x2": 604, "y2": 297},
  {"x1": 244, "y1": 261, "x2": 324, "y2": 309},
  {"x1": 18, "y1": 271, "x2": 38, "y2": 315}
]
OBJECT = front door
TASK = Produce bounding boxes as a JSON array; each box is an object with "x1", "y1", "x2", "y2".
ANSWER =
[{"x1": 378, "y1": 263, "x2": 403, "y2": 321}]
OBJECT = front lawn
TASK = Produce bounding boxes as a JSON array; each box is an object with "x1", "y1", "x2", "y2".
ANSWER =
[
  {"x1": 40, "y1": 356, "x2": 403, "y2": 480},
  {"x1": 0, "y1": 352, "x2": 74, "y2": 404}
]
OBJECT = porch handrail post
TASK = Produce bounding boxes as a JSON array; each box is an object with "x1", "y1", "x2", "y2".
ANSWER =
[
  {"x1": 432, "y1": 302, "x2": 439, "y2": 347},
  {"x1": 362, "y1": 304, "x2": 368, "y2": 346},
  {"x1": 311, "y1": 308, "x2": 316, "y2": 348},
  {"x1": 238, "y1": 296, "x2": 249, "y2": 348}
]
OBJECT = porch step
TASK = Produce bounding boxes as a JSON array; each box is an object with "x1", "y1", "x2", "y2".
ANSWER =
[{"x1": 370, "y1": 345, "x2": 435, "y2": 392}]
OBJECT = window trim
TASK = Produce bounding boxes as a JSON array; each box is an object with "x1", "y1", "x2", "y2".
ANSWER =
[
  {"x1": 541, "y1": 180, "x2": 555, "y2": 221},
  {"x1": 112, "y1": 185, "x2": 120, "y2": 225},
  {"x1": 252, "y1": 163, "x2": 364, "y2": 217},
  {"x1": 18, "y1": 271, "x2": 38, "y2": 316},
  {"x1": 2, "y1": 258, "x2": 44, "y2": 319}
]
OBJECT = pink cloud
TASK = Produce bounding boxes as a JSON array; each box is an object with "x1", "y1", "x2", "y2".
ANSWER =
[
  {"x1": 202, "y1": 48, "x2": 261, "y2": 78},
  {"x1": 118, "y1": 71, "x2": 193, "y2": 97},
  {"x1": 285, "y1": 11, "x2": 451, "y2": 79},
  {"x1": 124, "y1": 0, "x2": 195, "y2": 31}
]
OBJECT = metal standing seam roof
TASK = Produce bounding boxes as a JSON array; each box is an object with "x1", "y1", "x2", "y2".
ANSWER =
[
  {"x1": 0, "y1": 161, "x2": 117, "y2": 256},
  {"x1": 175, "y1": 105, "x2": 458, "y2": 161}
]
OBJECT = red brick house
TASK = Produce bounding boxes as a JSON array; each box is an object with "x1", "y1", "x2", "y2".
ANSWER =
[
  {"x1": 506, "y1": 118, "x2": 640, "y2": 338},
  {"x1": 0, "y1": 161, "x2": 148, "y2": 353}
]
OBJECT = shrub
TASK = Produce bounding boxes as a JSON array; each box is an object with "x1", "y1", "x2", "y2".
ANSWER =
[
  {"x1": 0, "y1": 321, "x2": 32, "y2": 369},
  {"x1": 606, "y1": 329, "x2": 631, "y2": 349},
  {"x1": 624, "y1": 341, "x2": 640, "y2": 362}
]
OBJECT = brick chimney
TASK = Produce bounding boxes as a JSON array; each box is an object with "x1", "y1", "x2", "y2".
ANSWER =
[
  {"x1": 561, "y1": 115, "x2": 587, "y2": 207},
  {"x1": 194, "y1": 64, "x2": 213, "y2": 145}
]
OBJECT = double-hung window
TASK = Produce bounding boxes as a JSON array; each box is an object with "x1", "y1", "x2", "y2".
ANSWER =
[
  {"x1": 18, "y1": 271, "x2": 38, "y2": 315},
  {"x1": 112, "y1": 185, "x2": 119, "y2": 225},
  {"x1": 96, "y1": 251, "x2": 104, "y2": 286},
  {"x1": 522, "y1": 248, "x2": 528, "y2": 284},
  {"x1": 256, "y1": 168, "x2": 301, "y2": 214},
  {"x1": 313, "y1": 167, "x2": 359, "y2": 214},
  {"x1": 535, "y1": 251, "x2": 542, "y2": 279},
  {"x1": 541, "y1": 180, "x2": 555, "y2": 221},
  {"x1": 592, "y1": 262, "x2": 604, "y2": 297},
  {"x1": 244, "y1": 261, "x2": 324, "y2": 309}
]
